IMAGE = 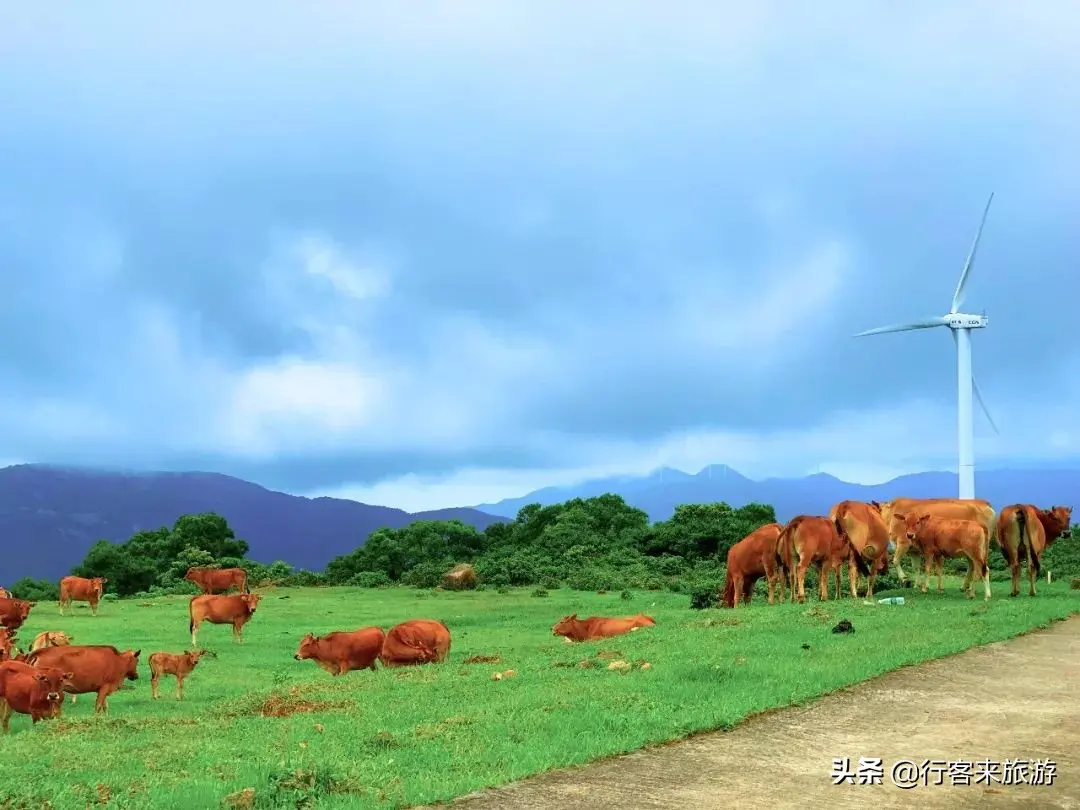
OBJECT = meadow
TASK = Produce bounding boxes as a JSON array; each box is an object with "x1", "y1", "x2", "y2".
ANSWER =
[{"x1": 2, "y1": 581, "x2": 1078, "y2": 810}]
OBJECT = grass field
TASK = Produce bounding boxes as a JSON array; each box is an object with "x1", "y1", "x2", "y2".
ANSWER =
[{"x1": 1, "y1": 581, "x2": 1078, "y2": 809}]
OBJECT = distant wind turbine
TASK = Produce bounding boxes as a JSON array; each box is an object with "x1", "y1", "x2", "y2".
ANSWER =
[{"x1": 854, "y1": 193, "x2": 1000, "y2": 500}]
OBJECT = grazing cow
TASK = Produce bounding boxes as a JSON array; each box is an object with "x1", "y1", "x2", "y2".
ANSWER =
[
  {"x1": 830, "y1": 500, "x2": 892, "y2": 599},
  {"x1": 894, "y1": 512, "x2": 991, "y2": 600},
  {"x1": 721, "y1": 522, "x2": 785, "y2": 607},
  {"x1": 149, "y1": 650, "x2": 214, "y2": 700},
  {"x1": 880, "y1": 498, "x2": 996, "y2": 586},
  {"x1": 777, "y1": 515, "x2": 866, "y2": 604},
  {"x1": 995, "y1": 505, "x2": 1072, "y2": 597},
  {"x1": 551, "y1": 614, "x2": 656, "y2": 643},
  {"x1": 0, "y1": 598, "x2": 32, "y2": 631},
  {"x1": 59, "y1": 576, "x2": 108, "y2": 616},
  {"x1": 0, "y1": 660, "x2": 74, "y2": 733},
  {"x1": 183, "y1": 567, "x2": 249, "y2": 595},
  {"x1": 26, "y1": 645, "x2": 141, "y2": 714},
  {"x1": 294, "y1": 627, "x2": 386, "y2": 676},
  {"x1": 29, "y1": 631, "x2": 73, "y2": 653},
  {"x1": 189, "y1": 593, "x2": 261, "y2": 647},
  {"x1": 379, "y1": 619, "x2": 452, "y2": 666}
]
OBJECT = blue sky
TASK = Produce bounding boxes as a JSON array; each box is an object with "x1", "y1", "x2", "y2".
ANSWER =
[{"x1": 2, "y1": 2, "x2": 1079, "y2": 511}]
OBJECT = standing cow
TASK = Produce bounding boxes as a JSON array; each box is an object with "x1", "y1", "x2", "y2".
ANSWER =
[
  {"x1": 26, "y1": 644, "x2": 140, "y2": 714},
  {"x1": 189, "y1": 593, "x2": 261, "y2": 647},
  {"x1": 59, "y1": 576, "x2": 108, "y2": 616},
  {"x1": 0, "y1": 660, "x2": 74, "y2": 732},
  {"x1": 831, "y1": 500, "x2": 891, "y2": 599},
  {"x1": 879, "y1": 498, "x2": 995, "y2": 587},
  {"x1": 721, "y1": 522, "x2": 785, "y2": 607},
  {"x1": 184, "y1": 567, "x2": 249, "y2": 595},
  {"x1": 996, "y1": 505, "x2": 1072, "y2": 597},
  {"x1": 894, "y1": 512, "x2": 991, "y2": 600},
  {"x1": 777, "y1": 515, "x2": 867, "y2": 604}
]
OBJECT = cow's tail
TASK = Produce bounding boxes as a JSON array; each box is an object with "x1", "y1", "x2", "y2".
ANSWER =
[
  {"x1": 834, "y1": 505, "x2": 872, "y2": 577},
  {"x1": 1017, "y1": 506, "x2": 1040, "y2": 576},
  {"x1": 720, "y1": 568, "x2": 735, "y2": 609}
]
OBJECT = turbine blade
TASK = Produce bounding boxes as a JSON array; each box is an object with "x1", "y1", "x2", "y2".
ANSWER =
[
  {"x1": 950, "y1": 192, "x2": 994, "y2": 314},
  {"x1": 854, "y1": 317, "x2": 947, "y2": 337},
  {"x1": 972, "y1": 376, "x2": 999, "y2": 435}
]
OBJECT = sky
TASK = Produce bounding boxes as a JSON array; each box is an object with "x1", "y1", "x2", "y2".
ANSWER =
[{"x1": 2, "y1": 2, "x2": 1079, "y2": 512}]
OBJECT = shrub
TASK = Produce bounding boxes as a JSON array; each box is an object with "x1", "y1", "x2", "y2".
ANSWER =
[
  {"x1": 401, "y1": 562, "x2": 445, "y2": 589},
  {"x1": 531, "y1": 588, "x2": 549, "y2": 598},
  {"x1": 689, "y1": 585, "x2": 719, "y2": 610},
  {"x1": 8, "y1": 577, "x2": 59, "y2": 602},
  {"x1": 620, "y1": 589, "x2": 633, "y2": 600},
  {"x1": 348, "y1": 571, "x2": 392, "y2": 588}
]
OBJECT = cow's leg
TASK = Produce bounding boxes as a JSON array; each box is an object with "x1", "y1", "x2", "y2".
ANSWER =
[
  {"x1": 937, "y1": 557, "x2": 946, "y2": 592},
  {"x1": 732, "y1": 574, "x2": 744, "y2": 609},
  {"x1": 177, "y1": 675, "x2": 185, "y2": 700},
  {"x1": 190, "y1": 623, "x2": 199, "y2": 648},
  {"x1": 833, "y1": 567, "x2": 841, "y2": 600},
  {"x1": 94, "y1": 684, "x2": 117, "y2": 714},
  {"x1": 1027, "y1": 546, "x2": 1038, "y2": 597},
  {"x1": 796, "y1": 560, "x2": 809, "y2": 604},
  {"x1": 0, "y1": 701, "x2": 10, "y2": 734},
  {"x1": 818, "y1": 565, "x2": 829, "y2": 601},
  {"x1": 90, "y1": 599, "x2": 98, "y2": 617},
  {"x1": 232, "y1": 622, "x2": 244, "y2": 644},
  {"x1": 893, "y1": 538, "x2": 909, "y2": 584},
  {"x1": 921, "y1": 556, "x2": 933, "y2": 593},
  {"x1": 848, "y1": 557, "x2": 859, "y2": 598},
  {"x1": 151, "y1": 673, "x2": 161, "y2": 699}
]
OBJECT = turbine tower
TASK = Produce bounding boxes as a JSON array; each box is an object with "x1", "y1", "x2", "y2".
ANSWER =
[{"x1": 854, "y1": 193, "x2": 999, "y2": 500}]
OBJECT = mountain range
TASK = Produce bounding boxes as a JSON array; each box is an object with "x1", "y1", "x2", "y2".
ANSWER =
[{"x1": 2, "y1": 462, "x2": 1077, "y2": 585}]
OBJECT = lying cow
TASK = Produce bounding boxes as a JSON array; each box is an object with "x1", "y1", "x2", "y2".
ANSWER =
[
  {"x1": 0, "y1": 598, "x2": 32, "y2": 631},
  {"x1": 149, "y1": 650, "x2": 214, "y2": 700},
  {"x1": 894, "y1": 512, "x2": 991, "y2": 600},
  {"x1": 189, "y1": 593, "x2": 261, "y2": 647},
  {"x1": 551, "y1": 613, "x2": 656, "y2": 642},
  {"x1": 379, "y1": 619, "x2": 451, "y2": 667},
  {"x1": 30, "y1": 631, "x2": 73, "y2": 652},
  {"x1": 0, "y1": 587, "x2": 9, "y2": 599},
  {"x1": 0, "y1": 660, "x2": 74, "y2": 733},
  {"x1": 59, "y1": 576, "x2": 108, "y2": 617},
  {"x1": 27, "y1": 644, "x2": 141, "y2": 714},
  {"x1": 294, "y1": 627, "x2": 385, "y2": 676},
  {"x1": 721, "y1": 522, "x2": 785, "y2": 607},
  {"x1": 996, "y1": 504, "x2": 1072, "y2": 597},
  {"x1": 184, "y1": 567, "x2": 249, "y2": 595}
]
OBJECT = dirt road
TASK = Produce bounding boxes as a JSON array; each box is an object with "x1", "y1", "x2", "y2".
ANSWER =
[{"x1": 447, "y1": 617, "x2": 1080, "y2": 809}]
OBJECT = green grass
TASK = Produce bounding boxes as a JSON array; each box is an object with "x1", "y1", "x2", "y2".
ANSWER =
[{"x1": 1, "y1": 581, "x2": 1077, "y2": 809}]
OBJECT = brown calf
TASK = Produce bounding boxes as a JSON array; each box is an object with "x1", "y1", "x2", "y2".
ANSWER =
[
  {"x1": 880, "y1": 498, "x2": 995, "y2": 586},
  {"x1": 294, "y1": 627, "x2": 386, "y2": 676},
  {"x1": 995, "y1": 505, "x2": 1072, "y2": 597},
  {"x1": 189, "y1": 593, "x2": 261, "y2": 647},
  {"x1": 379, "y1": 619, "x2": 452, "y2": 666},
  {"x1": 59, "y1": 576, "x2": 108, "y2": 616},
  {"x1": 184, "y1": 567, "x2": 249, "y2": 595},
  {"x1": 895, "y1": 513, "x2": 991, "y2": 600},
  {"x1": 0, "y1": 660, "x2": 74, "y2": 733},
  {"x1": 777, "y1": 515, "x2": 866, "y2": 604},
  {"x1": 149, "y1": 650, "x2": 214, "y2": 700},
  {"x1": 30, "y1": 631, "x2": 73, "y2": 652},
  {"x1": 551, "y1": 614, "x2": 656, "y2": 642},
  {"x1": 26, "y1": 645, "x2": 140, "y2": 714},
  {"x1": 721, "y1": 522, "x2": 785, "y2": 607}
]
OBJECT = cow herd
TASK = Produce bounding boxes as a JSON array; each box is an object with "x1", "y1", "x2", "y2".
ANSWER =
[
  {"x1": 0, "y1": 566, "x2": 658, "y2": 733},
  {"x1": 721, "y1": 497, "x2": 1073, "y2": 609}
]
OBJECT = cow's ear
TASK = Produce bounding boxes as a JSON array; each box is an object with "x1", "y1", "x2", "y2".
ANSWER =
[
  {"x1": 133, "y1": 649, "x2": 141, "y2": 658},
  {"x1": 64, "y1": 671, "x2": 74, "y2": 679},
  {"x1": 893, "y1": 513, "x2": 906, "y2": 522},
  {"x1": 35, "y1": 674, "x2": 48, "y2": 682}
]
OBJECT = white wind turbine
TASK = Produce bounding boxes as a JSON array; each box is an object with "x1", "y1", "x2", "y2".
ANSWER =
[{"x1": 854, "y1": 193, "x2": 999, "y2": 500}]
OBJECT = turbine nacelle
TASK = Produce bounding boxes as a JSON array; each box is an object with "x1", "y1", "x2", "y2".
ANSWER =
[{"x1": 946, "y1": 313, "x2": 988, "y2": 330}]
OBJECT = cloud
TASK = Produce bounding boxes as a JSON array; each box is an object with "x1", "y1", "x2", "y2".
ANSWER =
[{"x1": 0, "y1": 2, "x2": 1079, "y2": 508}]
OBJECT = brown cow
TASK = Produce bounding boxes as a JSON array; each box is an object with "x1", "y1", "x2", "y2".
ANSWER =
[
  {"x1": 830, "y1": 500, "x2": 891, "y2": 599},
  {"x1": 29, "y1": 631, "x2": 73, "y2": 653},
  {"x1": 0, "y1": 628, "x2": 15, "y2": 660},
  {"x1": 25, "y1": 645, "x2": 140, "y2": 714},
  {"x1": 294, "y1": 627, "x2": 386, "y2": 676},
  {"x1": 149, "y1": 650, "x2": 214, "y2": 700},
  {"x1": 895, "y1": 512, "x2": 991, "y2": 600},
  {"x1": 0, "y1": 587, "x2": 8, "y2": 599},
  {"x1": 880, "y1": 498, "x2": 996, "y2": 586},
  {"x1": 551, "y1": 614, "x2": 656, "y2": 642},
  {"x1": 189, "y1": 593, "x2": 261, "y2": 647},
  {"x1": 0, "y1": 598, "x2": 32, "y2": 631},
  {"x1": 995, "y1": 505, "x2": 1072, "y2": 597},
  {"x1": 379, "y1": 619, "x2": 452, "y2": 666},
  {"x1": 184, "y1": 567, "x2": 249, "y2": 595},
  {"x1": 59, "y1": 576, "x2": 108, "y2": 616},
  {"x1": 720, "y1": 522, "x2": 785, "y2": 607},
  {"x1": 0, "y1": 660, "x2": 74, "y2": 733},
  {"x1": 777, "y1": 515, "x2": 866, "y2": 604}
]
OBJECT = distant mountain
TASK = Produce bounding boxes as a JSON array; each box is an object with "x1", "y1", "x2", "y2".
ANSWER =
[
  {"x1": 474, "y1": 464, "x2": 1080, "y2": 524},
  {"x1": 0, "y1": 465, "x2": 505, "y2": 583}
]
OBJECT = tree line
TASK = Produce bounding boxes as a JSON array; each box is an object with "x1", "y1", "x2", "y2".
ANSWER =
[{"x1": 8, "y1": 495, "x2": 1079, "y2": 604}]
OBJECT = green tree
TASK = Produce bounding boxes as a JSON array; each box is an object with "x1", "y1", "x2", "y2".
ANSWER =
[{"x1": 73, "y1": 539, "x2": 157, "y2": 596}]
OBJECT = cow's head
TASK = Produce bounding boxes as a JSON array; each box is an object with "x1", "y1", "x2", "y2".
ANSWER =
[
  {"x1": 90, "y1": 577, "x2": 108, "y2": 596},
  {"x1": 187, "y1": 649, "x2": 212, "y2": 667},
  {"x1": 893, "y1": 512, "x2": 929, "y2": 542},
  {"x1": 294, "y1": 633, "x2": 318, "y2": 661},
  {"x1": 1047, "y1": 505, "x2": 1073, "y2": 539},
  {"x1": 41, "y1": 631, "x2": 72, "y2": 648},
  {"x1": 551, "y1": 614, "x2": 579, "y2": 637},
  {"x1": 241, "y1": 593, "x2": 262, "y2": 614},
  {"x1": 33, "y1": 667, "x2": 71, "y2": 704},
  {"x1": 122, "y1": 649, "x2": 141, "y2": 680}
]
